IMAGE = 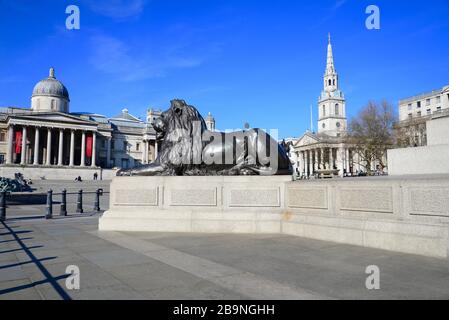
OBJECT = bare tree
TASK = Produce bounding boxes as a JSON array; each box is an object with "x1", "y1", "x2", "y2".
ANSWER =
[{"x1": 347, "y1": 101, "x2": 396, "y2": 172}]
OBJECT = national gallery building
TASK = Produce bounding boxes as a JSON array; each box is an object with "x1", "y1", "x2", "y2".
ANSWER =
[{"x1": 0, "y1": 68, "x2": 213, "y2": 179}]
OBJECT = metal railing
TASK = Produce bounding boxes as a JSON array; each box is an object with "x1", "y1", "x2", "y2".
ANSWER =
[{"x1": 0, "y1": 188, "x2": 107, "y2": 221}]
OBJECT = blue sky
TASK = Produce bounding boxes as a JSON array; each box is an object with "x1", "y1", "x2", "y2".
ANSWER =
[{"x1": 0, "y1": 0, "x2": 448, "y2": 138}]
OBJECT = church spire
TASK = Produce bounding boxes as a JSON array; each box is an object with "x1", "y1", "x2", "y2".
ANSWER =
[{"x1": 326, "y1": 33, "x2": 335, "y2": 74}]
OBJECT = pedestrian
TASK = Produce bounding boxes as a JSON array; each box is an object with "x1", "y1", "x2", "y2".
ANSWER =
[{"x1": 93, "y1": 172, "x2": 98, "y2": 180}]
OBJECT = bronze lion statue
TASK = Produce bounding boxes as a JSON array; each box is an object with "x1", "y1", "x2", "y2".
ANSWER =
[{"x1": 117, "y1": 99, "x2": 292, "y2": 176}]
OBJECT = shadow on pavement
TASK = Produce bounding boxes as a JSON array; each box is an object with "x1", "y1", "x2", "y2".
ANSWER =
[{"x1": 0, "y1": 221, "x2": 72, "y2": 300}]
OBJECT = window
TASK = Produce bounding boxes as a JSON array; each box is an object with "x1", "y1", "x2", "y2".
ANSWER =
[
  {"x1": 335, "y1": 104, "x2": 339, "y2": 115},
  {"x1": 123, "y1": 141, "x2": 127, "y2": 150},
  {"x1": 322, "y1": 123, "x2": 326, "y2": 129},
  {"x1": 0, "y1": 154, "x2": 5, "y2": 164},
  {"x1": 408, "y1": 104, "x2": 412, "y2": 110},
  {"x1": 426, "y1": 99, "x2": 431, "y2": 106},
  {"x1": 436, "y1": 96, "x2": 441, "y2": 104},
  {"x1": 136, "y1": 143, "x2": 140, "y2": 151},
  {"x1": 427, "y1": 109, "x2": 431, "y2": 115},
  {"x1": 408, "y1": 113, "x2": 412, "y2": 119},
  {"x1": 417, "y1": 111, "x2": 422, "y2": 117},
  {"x1": 333, "y1": 79, "x2": 335, "y2": 86},
  {"x1": 437, "y1": 106, "x2": 442, "y2": 112},
  {"x1": 51, "y1": 99, "x2": 56, "y2": 110},
  {"x1": 417, "y1": 101, "x2": 421, "y2": 108},
  {"x1": 322, "y1": 105, "x2": 326, "y2": 117},
  {"x1": 0, "y1": 130, "x2": 6, "y2": 142},
  {"x1": 336, "y1": 122, "x2": 341, "y2": 128},
  {"x1": 328, "y1": 79, "x2": 332, "y2": 86}
]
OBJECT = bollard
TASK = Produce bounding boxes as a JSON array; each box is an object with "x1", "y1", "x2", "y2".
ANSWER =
[
  {"x1": 46, "y1": 189, "x2": 53, "y2": 219},
  {"x1": 94, "y1": 189, "x2": 101, "y2": 212},
  {"x1": 60, "y1": 189, "x2": 67, "y2": 216},
  {"x1": 0, "y1": 191, "x2": 6, "y2": 222},
  {"x1": 76, "y1": 189, "x2": 83, "y2": 213}
]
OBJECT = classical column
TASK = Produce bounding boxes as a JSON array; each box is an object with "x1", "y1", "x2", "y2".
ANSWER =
[
  {"x1": 69, "y1": 130, "x2": 75, "y2": 167},
  {"x1": 80, "y1": 131, "x2": 86, "y2": 167},
  {"x1": 46, "y1": 128, "x2": 52, "y2": 165},
  {"x1": 58, "y1": 129, "x2": 64, "y2": 166},
  {"x1": 155, "y1": 140, "x2": 159, "y2": 159},
  {"x1": 329, "y1": 148, "x2": 334, "y2": 170},
  {"x1": 301, "y1": 151, "x2": 305, "y2": 176},
  {"x1": 313, "y1": 149, "x2": 318, "y2": 173},
  {"x1": 20, "y1": 126, "x2": 27, "y2": 165},
  {"x1": 33, "y1": 127, "x2": 40, "y2": 165},
  {"x1": 305, "y1": 151, "x2": 309, "y2": 177},
  {"x1": 141, "y1": 140, "x2": 146, "y2": 163},
  {"x1": 320, "y1": 148, "x2": 325, "y2": 169},
  {"x1": 345, "y1": 148, "x2": 350, "y2": 174},
  {"x1": 337, "y1": 147, "x2": 344, "y2": 177},
  {"x1": 106, "y1": 137, "x2": 111, "y2": 168},
  {"x1": 91, "y1": 132, "x2": 97, "y2": 168},
  {"x1": 7, "y1": 125, "x2": 14, "y2": 164}
]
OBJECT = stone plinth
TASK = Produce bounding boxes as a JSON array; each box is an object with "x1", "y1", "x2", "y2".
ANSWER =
[
  {"x1": 99, "y1": 175, "x2": 449, "y2": 259},
  {"x1": 99, "y1": 176, "x2": 291, "y2": 234}
]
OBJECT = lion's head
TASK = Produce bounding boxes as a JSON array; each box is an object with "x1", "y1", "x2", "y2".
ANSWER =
[
  {"x1": 154, "y1": 99, "x2": 208, "y2": 141},
  {"x1": 154, "y1": 99, "x2": 208, "y2": 171}
]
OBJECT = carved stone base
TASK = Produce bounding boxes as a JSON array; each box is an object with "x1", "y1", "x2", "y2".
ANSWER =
[
  {"x1": 99, "y1": 176, "x2": 291, "y2": 234},
  {"x1": 99, "y1": 175, "x2": 449, "y2": 258}
]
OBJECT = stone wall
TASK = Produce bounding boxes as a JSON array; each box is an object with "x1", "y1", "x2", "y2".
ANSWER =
[
  {"x1": 387, "y1": 144, "x2": 449, "y2": 176},
  {"x1": 283, "y1": 177, "x2": 449, "y2": 258},
  {"x1": 388, "y1": 114, "x2": 449, "y2": 176},
  {"x1": 99, "y1": 176, "x2": 449, "y2": 258}
]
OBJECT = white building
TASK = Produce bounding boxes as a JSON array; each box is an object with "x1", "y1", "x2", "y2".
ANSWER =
[{"x1": 395, "y1": 85, "x2": 449, "y2": 147}]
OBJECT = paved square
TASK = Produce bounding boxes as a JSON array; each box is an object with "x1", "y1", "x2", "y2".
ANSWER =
[{"x1": 1, "y1": 214, "x2": 449, "y2": 300}]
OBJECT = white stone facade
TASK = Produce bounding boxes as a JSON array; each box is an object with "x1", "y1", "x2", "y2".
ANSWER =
[
  {"x1": 399, "y1": 85, "x2": 449, "y2": 122},
  {"x1": 0, "y1": 68, "x2": 163, "y2": 174}
]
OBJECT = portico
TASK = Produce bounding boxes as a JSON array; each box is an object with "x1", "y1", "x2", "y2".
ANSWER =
[
  {"x1": 294, "y1": 136, "x2": 359, "y2": 177},
  {"x1": 4, "y1": 113, "x2": 106, "y2": 168}
]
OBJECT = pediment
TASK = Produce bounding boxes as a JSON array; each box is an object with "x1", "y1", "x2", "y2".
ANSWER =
[
  {"x1": 294, "y1": 132, "x2": 320, "y2": 147},
  {"x1": 8, "y1": 112, "x2": 97, "y2": 126}
]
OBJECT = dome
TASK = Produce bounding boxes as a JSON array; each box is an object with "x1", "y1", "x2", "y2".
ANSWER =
[{"x1": 32, "y1": 68, "x2": 69, "y2": 101}]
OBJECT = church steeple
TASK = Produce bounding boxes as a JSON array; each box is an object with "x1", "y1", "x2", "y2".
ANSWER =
[
  {"x1": 323, "y1": 33, "x2": 338, "y2": 93},
  {"x1": 318, "y1": 33, "x2": 347, "y2": 137},
  {"x1": 326, "y1": 33, "x2": 335, "y2": 74}
]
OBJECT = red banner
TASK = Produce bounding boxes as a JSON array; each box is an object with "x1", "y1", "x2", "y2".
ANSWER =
[
  {"x1": 86, "y1": 136, "x2": 93, "y2": 158},
  {"x1": 15, "y1": 131, "x2": 22, "y2": 154}
]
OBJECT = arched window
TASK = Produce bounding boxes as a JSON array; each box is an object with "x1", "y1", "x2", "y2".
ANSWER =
[
  {"x1": 333, "y1": 79, "x2": 335, "y2": 86},
  {"x1": 322, "y1": 105, "x2": 326, "y2": 117},
  {"x1": 335, "y1": 104, "x2": 339, "y2": 115},
  {"x1": 328, "y1": 79, "x2": 332, "y2": 86},
  {"x1": 51, "y1": 99, "x2": 55, "y2": 110}
]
